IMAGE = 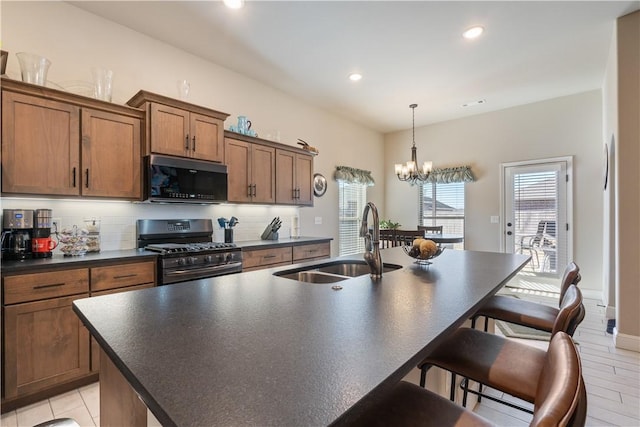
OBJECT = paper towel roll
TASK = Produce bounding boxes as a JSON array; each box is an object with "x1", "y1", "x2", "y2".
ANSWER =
[{"x1": 291, "y1": 216, "x2": 300, "y2": 238}]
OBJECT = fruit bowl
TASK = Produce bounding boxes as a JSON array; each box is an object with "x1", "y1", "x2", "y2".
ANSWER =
[{"x1": 402, "y1": 243, "x2": 445, "y2": 265}]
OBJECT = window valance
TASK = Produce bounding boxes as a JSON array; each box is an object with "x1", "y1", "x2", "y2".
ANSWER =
[
  {"x1": 424, "y1": 166, "x2": 475, "y2": 184},
  {"x1": 334, "y1": 166, "x2": 375, "y2": 186}
]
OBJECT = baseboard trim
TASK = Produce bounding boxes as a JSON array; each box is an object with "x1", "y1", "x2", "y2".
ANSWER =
[{"x1": 613, "y1": 328, "x2": 640, "y2": 352}]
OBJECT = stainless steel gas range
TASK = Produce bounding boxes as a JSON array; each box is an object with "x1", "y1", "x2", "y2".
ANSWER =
[{"x1": 137, "y1": 219, "x2": 242, "y2": 285}]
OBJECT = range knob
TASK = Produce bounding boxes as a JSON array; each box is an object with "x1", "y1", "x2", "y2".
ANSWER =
[
  {"x1": 177, "y1": 258, "x2": 187, "y2": 266},
  {"x1": 225, "y1": 253, "x2": 234, "y2": 263},
  {"x1": 204, "y1": 255, "x2": 213, "y2": 263},
  {"x1": 187, "y1": 256, "x2": 197, "y2": 265}
]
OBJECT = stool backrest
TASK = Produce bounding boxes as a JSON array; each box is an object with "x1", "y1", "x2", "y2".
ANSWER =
[
  {"x1": 559, "y1": 262, "x2": 581, "y2": 306},
  {"x1": 531, "y1": 332, "x2": 586, "y2": 427},
  {"x1": 552, "y1": 285, "x2": 584, "y2": 337}
]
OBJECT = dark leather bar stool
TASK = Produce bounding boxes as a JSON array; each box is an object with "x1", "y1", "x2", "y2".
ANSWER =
[
  {"x1": 471, "y1": 262, "x2": 582, "y2": 334},
  {"x1": 418, "y1": 284, "x2": 584, "y2": 412},
  {"x1": 352, "y1": 332, "x2": 586, "y2": 427}
]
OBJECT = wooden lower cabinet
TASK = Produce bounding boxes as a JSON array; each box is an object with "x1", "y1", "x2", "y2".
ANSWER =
[
  {"x1": 293, "y1": 242, "x2": 330, "y2": 262},
  {"x1": 1, "y1": 260, "x2": 157, "y2": 410},
  {"x1": 2, "y1": 268, "x2": 91, "y2": 402},
  {"x1": 242, "y1": 241, "x2": 331, "y2": 271}
]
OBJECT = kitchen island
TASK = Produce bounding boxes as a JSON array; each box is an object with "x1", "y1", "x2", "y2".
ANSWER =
[{"x1": 73, "y1": 247, "x2": 529, "y2": 426}]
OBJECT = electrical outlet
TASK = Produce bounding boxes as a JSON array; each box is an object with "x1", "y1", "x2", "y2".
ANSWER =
[
  {"x1": 314, "y1": 216, "x2": 322, "y2": 225},
  {"x1": 490, "y1": 216, "x2": 499, "y2": 224}
]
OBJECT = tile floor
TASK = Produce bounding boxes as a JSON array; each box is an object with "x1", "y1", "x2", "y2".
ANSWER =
[{"x1": 1, "y1": 291, "x2": 638, "y2": 427}]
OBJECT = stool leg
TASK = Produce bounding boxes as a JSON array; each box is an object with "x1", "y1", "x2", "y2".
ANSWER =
[
  {"x1": 471, "y1": 316, "x2": 477, "y2": 329},
  {"x1": 484, "y1": 316, "x2": 489, "y2": 332},
  {"x1": 450, "y1": 372, "x2": 457, "y2": 401},
  {"x1": 419, "y1": 365, "x2": 431, "y2": 388},
  {"x1": 462, "y1": 377, "x2": 469, "y2": 407},
  {"x1": 478, "y1": 383, "x2": 483, "y2": 403}
]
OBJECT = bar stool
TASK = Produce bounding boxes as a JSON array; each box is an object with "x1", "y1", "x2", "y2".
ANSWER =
[
  {"x1": 33, "y1": 419, "x2": 80, "y2": 427},
  {"x1": 418, "y1": 284, "x2": 583, "y2": 412},
  {"x1": 471, "y1": 262, "x2": 582, "y2": 334},
  {"x1": 352, "y1": 332, "x2": 586, "y2": 427}
]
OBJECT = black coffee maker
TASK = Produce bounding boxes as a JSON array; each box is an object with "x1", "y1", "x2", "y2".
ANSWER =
[{"x1": 2, "y1": 209, "x2": 34, "y2": 260}]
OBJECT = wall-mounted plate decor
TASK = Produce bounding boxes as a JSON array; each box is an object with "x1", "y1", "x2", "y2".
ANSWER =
[{"x1": 313, "y1": 173, "x2": 327, "y2": 197}]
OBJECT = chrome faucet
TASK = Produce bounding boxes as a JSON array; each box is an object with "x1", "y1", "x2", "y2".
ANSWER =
[{"x1": 359, "y1": 202, "x2": 383, "y2": 278}]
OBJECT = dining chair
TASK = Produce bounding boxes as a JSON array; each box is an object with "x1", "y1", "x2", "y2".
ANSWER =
[
  {"x1": 418, "y1": 225, "x2": 443, "y2": 234},
  {"x1": 418, "y1": 284, "x2": 584, "y2": 413},
  {"x1": 353, "y1": 331, "x2": 586, "y2": 427},
  {"x1": 379, "y1": 229, "x2": 397, "y2": 248},
  {"x1": 393, "y1": 230, "x2": 426, "y2": 246},
  {"x1": 471, "y1": 261, "x2": 582, "y2": 334}
]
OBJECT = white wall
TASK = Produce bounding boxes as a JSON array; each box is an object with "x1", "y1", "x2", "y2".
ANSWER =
[
  {"x1": 0, "y1": 1, "x2": 385, "y2": 256},
  {"x1": 385, "y1": 91, "x2": 604, "y2": 294}
]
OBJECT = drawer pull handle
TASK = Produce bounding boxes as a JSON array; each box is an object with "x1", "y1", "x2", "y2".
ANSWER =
[
  {"x1": 113, "y1": 274, "x2": 137, "y2": 279},
  {"x1": 263, "y1": 255, "x2": 277, "y2": 259},
  {"x1": 33, "y1": 283, "x2": 65, "y2": 290}
]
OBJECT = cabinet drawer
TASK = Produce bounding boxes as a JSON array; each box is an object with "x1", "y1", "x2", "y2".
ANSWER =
[
  {"x1": 293, "y1": 243, "x2": 330, "y2": 262},
  {"x1": 242, "y1": 247, "x2": 292, "y2": 269},
  {"x1": 3, "y1": 269, "x2": 89, "y2": 305},
  {"x1": 91, "y1": 261, "x2": 156, "y2": 292}
]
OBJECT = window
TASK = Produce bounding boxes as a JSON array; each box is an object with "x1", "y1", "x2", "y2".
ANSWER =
[
  {"x1": 419, "y1": 182, "x2": 465, "y2": 249},
  {"x1": 338, "y1": 182, "x2": 367, "y2": 255}
]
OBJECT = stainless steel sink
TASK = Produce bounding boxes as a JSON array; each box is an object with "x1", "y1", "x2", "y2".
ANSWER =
[
  {"x1": 274, "y1": 260, "x2": 402, "y2": 283},
  {"x1": 275, "y1": 271, "x2": 350, "y2": 283}
]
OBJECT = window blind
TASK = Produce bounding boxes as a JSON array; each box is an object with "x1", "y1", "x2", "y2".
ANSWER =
[
  {"x1": 419, "y1": 182, "x2": 465, "y2": 249},
  {"x1": 339, "y1": 182, "x2": 367, "y2": 255}
]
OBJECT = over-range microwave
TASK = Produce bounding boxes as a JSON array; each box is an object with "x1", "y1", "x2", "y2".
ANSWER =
[{"x1": 144, "y1": 154, "x2": 228, "y2": 203}]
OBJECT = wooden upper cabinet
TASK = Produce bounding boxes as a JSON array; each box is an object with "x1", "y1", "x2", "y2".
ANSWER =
[
  {"x1": 81, "y1": 109, "x2": 141, "y2": 198},
  {"x1": 275, "y1": 149, "x2": 313, "y2": 206},
  {"x1": 225, "y1": 137, "x2": 275, "y2": 204},
  {"x1": 127, "y1": 90, "x2": 229, "y2": 163},
  {"x1": 1, "y1": 78, "x2": 144, "y2": 199},
  {"x1": 149, "y1": 103, "x2": 190, "y2": 158},
  {"x1": 2, "y1": 91, "x2": 80, "y2": 196}
]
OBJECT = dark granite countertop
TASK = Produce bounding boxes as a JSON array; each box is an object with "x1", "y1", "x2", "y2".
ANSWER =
[
  {"x1": 73, "y1": 248, "x2": 529, "y2": 426},
  {"x1": 1, "y1": 249, "x2": 158, "y2": 274},
  {"x1": 0, "y1": 238, "x2": 332, "y2": 275}
]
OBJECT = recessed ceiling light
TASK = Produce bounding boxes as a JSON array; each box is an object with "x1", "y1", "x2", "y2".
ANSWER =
[
  {"x1": 348, "y1": 73, "x2": 363, "y2": 82},
  {"x1": 224, "y1": 0, "x2": 244, "y2": 9},
  {"x1": 463, "y1": 26, "x2": 484, "y2": 39},
  {"x1": 462, "y1": 99, "x2": 486, "y2": 107}
]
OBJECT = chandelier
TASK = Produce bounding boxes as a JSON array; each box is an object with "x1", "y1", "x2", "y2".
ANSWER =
[{"x1": 395, "y1": 104, "x2": 432, "y2": 184}]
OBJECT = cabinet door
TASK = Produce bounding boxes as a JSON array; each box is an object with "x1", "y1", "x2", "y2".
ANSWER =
[
  {"x1": 81, "y1": 109, "x2": 142, "y2": 199},
  {"x1": 295, "y1": 153, "x2": 314, "y2": 206},
  {"x1": 275, "y1": 149, "x2": 296, "y2": 204},
  {"x1": 149, "y1": 103, "x2": 190, "y2": 158},
  {"x1": 252, "y1": 144, "x2": 276, "y2": 204},
  {"x1": 225, "y1": 138, "x2": 253, "y2": 203},
  {"x1": 3, "y1": 294, "x2": 90, "y2": 398},
  {"x1": 1, "y1": 91, "x2": 80, "y2": 196},
  {"x1": 190, "y1": 112, "x2": 224, "y2": 162}
]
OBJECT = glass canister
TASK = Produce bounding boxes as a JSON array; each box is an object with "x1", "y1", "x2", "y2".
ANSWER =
[
  {"x1": 84, "y1": 218, "x2": 101, "y2": 253},
  {"x1": 16, "y1": 52, "x2": 51, "y2": 86}
]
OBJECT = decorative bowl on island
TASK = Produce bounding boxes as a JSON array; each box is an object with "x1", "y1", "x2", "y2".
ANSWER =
[{"x1": 402, "y1": 239, "x2": 445, "y2": 265}]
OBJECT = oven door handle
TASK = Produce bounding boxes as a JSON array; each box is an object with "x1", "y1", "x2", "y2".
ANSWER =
[{"x1": 169, "y1": 263, "x2": 242, "y2": 275}]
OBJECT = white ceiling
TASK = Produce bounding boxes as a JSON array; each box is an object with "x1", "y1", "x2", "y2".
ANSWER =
[{"x1": 69, "y1": 1, "x2": 638, "y2": 133}]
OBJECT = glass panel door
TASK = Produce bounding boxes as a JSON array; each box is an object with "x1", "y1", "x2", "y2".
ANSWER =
[{"x1": 504, "y1": 161, "x2": 569, "y2": 277}]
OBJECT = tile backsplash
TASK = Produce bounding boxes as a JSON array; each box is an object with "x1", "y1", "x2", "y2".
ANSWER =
[{"x1": 1, "y1": 198, "x2": 299, "y2": 253}]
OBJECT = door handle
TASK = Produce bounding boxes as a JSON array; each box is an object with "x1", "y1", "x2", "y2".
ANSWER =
[
  {"x1": 85, "y1": 169, "x2": 89, "y2": 188},
  {"x1": 72, "y1": 167, "x2": 76, "y2": 187},
  {"x1": 185, "y1": 134, "x2": 190, "y2": 150},
  {"x1": 507, "y1": 231, "x2": 512, "y2": 235},
  {"x1": 192, "y1": 135, "x2": 196, "y2": 151},
  {"x1": 507, "y1": 222, "x2": 512, "y2": 227}
]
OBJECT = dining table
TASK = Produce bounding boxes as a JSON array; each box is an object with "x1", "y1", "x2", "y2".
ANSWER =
[
  {"x1": 422, "y1": 233, "x2": 464, "y2": 244},
  {"x1": 73, "y1": 247, "x2": 529, "y2": 426}
]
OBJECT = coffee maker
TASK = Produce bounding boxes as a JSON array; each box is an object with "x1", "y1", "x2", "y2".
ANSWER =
[
  {"x1": 2, "y1": 209, "x2": 34, "y2": 260},
  {"x1": 32, "y1": 209, "x2": 57, "y2": 258}
]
